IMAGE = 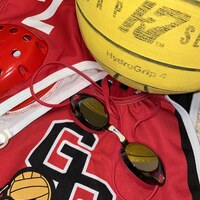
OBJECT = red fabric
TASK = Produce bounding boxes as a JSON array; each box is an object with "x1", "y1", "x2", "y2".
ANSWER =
[
  {"x1": 0, "y1": 82, "x2": 193, "y2": 200},
  {"x1": 0, "y1": 1, "x2": 197, "y2": 199}
]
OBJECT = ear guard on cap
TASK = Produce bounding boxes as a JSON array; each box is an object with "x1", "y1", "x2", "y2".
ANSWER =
[{"x1": 0, "y1": 24, "x2": 48, "y2": 94}]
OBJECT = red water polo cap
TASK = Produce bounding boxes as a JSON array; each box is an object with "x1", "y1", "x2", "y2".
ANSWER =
[{"x1": 0, "y1": 24, "x2": 48, "y2": 94}]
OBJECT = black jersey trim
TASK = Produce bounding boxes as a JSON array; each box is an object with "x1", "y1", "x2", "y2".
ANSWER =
[{"x1": 175, "y1": 110, "x2": 200, "y2": 199}]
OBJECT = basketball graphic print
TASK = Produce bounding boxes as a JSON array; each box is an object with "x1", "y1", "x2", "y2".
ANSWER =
[
  {"x1": 6, "y1": 170, "x2": 52, "y2": 200},
  {"x1": 76, "y1": 0, "x2": 200, "y2": 94}
]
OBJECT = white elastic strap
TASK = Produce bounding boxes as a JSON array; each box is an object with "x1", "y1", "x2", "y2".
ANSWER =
[
  {"x1": 0, "y1": 67, "x2": 107, "y2": 149},
  {"x1": 0, "y1": 61, "x2": 104, "y2": 116},
  {"x1": 189, "y1": 92, "x2": 200, "y2": 142}
]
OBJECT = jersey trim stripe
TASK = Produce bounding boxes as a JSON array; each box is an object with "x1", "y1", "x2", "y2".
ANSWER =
[
  {"x1": 166, "y1": 95, "x2": 200, "y2": 199},
  {"x1": 175, "y1": 111, "x2": 200, "y2": 200}
]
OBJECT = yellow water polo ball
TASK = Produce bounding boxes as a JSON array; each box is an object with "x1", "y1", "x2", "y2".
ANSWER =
[
  {"x1": 6, "y1": 170, "x2": 52, "y2": 200},
  {"x1": 76, "y1": 0, "x2": 200, "y2": 94}
]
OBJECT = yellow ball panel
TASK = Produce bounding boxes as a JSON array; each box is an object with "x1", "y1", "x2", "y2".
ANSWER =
[{"x1": 76, "y1": 0, "x2": 200, "y2": 94}]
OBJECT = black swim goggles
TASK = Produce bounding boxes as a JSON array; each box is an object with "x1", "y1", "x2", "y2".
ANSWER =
[{"x1": 70, "y1": 93, "x2": 165, "y2": 186}]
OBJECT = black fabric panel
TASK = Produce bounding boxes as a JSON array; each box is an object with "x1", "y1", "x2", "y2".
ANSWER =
[{"x1": 169, "y1": 93, "x2": 193, "y2": 113}]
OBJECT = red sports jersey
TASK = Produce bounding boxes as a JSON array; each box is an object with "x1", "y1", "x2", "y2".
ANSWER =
[
  {"x1": 0, "y1": 0, "x2": 200, "y2": 200},
  {"x1": 0, "y1": 75, "x2": 200, "y2": 200}
]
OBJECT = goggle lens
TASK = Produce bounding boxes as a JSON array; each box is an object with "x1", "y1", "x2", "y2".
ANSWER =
[
  {"x1": 79, "y1": 97, "x2": 108, "y2": 128},
  {"x1": 125, "y1": 143, "x2": 159, "y2": 172}
]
